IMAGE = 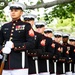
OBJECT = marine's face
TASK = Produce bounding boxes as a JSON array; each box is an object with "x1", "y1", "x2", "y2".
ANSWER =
[
  {"x1": 10, "y1": 9, "x2": 23, "y2": 20},
  {"x1": 44, "y1": 33, "x2": 53, "y2": 38},
  {"x1": 54, "y1": 36, "x2": 62, "y2": 43},
  {"x1": 69, "y1": 41, "x2": 75, "y2": 46},
  {"x1": 62, "y1": 37, "x2": 68, "y2": 43},
  {"x1": 36, "y1": 27, "x2": 45, "y2": 34}
]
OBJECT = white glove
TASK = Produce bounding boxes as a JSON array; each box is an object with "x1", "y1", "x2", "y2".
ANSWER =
[
  {"x1": 2, "y1": 47, "x2": 11, "y2": 54},
  {"x1": 69, "y1": 58, "x2": 71, "y2": 59},
  {"x1": 5, "y1": 41, "x2": 13, "y2": 49}
]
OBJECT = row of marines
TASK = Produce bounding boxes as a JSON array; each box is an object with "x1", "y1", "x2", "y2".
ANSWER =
[
  {"x1": 22, "y1": 13, "x2": 75, "y2": 75},
  {"x1": 0, "y1": 2, "x2": 75, "y2": 75}
]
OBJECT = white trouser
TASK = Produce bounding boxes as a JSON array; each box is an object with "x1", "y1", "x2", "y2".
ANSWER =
[
  {"x1": 39, "y1": 72, "x2": 50, "y2": 75},
  {"x1": 73, "y1": 73, "x2": 75, "y2": 75},
  {"x1": 29, "y1": 74, "x2": 39, "y2": 75},
  {"x1": 60, "y1": 74, "x2": 66, "y2": 75},
  {"x1": 2, "y1": 69, "x2": 28, "y2": 75},
  {"x1": 66, "y1": 71, "x2": 72, "y2": 75},
  {"x1": 50, "y1": 73, "x2": 56, "y2": 75}
]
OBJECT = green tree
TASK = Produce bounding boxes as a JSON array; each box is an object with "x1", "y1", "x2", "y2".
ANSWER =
[{"x1": 44, "y1": 1, "x2": 75, "y2": 23}]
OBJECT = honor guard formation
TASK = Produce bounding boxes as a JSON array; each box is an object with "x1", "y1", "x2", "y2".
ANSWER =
[{"x1": 0, "y1": 1, "x2": 75, "y2": 75}]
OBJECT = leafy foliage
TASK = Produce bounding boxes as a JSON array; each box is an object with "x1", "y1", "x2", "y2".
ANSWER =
[
  {"x1": 44, "y1": 1, "x2": 75, "y2": 23},
  {"x1": 44, "y1": 13, "x2": 53, "y2": 24},
  {"x1": 0, "y1": 0, "x2": 13, "y2": 22},
  {"x1": 43, "y1": 1, "x2": 75, "y2": 34},
  {"x1": 0, "y1": 10, "x2": 7, "y2": 21},
  {"x1": 36, "y1": 0, "x2": 42, "y2": 4}
]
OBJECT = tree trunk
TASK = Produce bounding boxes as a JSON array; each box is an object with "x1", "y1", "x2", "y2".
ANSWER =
[{"x1": 26, "y1": 0, "x2": 74, "y2": 9}]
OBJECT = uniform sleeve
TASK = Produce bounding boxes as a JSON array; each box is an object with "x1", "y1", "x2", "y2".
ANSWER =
[
  {"x1": 14, "y1": 24, "x2": 35, "y2": 51},
  {"x1": 0, "y1": 26, "x2": 4, "y2": 51},
  {"x1": 62, "y1": 46, "x2": 69, "y2": 60},
  {"x1": 45, "y1": 38, "x2": 54, "y2": 58},
  {"x1": 70, "y1": 46, "x2": 75, "y2": 60},
  {"x1": 54, "y1": 42, "x2": 62, "y2": 59}
]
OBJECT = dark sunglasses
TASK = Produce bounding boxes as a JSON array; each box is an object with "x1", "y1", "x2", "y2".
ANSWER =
[
  {"x1": 35, "y1": 25, "x2": 44, "y2": 28},
  {"x1": 62, "y1": 36, "x2": 69, "y2": 38}
]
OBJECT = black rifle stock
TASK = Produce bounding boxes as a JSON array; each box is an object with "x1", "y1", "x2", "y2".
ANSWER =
[{"x1": 0, "y1": 54, "x2": 7, "y2": 75}]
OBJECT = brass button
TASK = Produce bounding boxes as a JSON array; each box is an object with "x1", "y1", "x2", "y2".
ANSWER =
[
  {"x1": 19, "y1": 31, "x2": 20, "y2": 33},
  {"x1": 16, "y1": 29, "x2": 17, "y2": 31},
  {"x1": 15, "y1": 47, "x2": 17, "y2": 49},
  {"x1": 13, "y1": 23, "x2": 15, "y2": 26},
  {"x1": 11, "y1": 30, "x2": 14, "y2": 32},
  {"x1": 11, "y1": 33, "x2": 13, "y2": 36},
  {"x1": 44, "y1": 55, "x2": 46, "y2": 56},
  {"x1": 47, "y1": 55, "x2": 48, "y2": 56},
  {"x1": 12, "y1": 26, "x2": 15, "y2": 29},
  {"x1": 31, "y1": 53, "x2": 33, "y2": 55},
  {"x1": 4, "y1": 32, "x2": 6, "y2": 34},
  {"x1": 22, "y1": 46, "x2": 24, "y2": 48},
  {"x1": 19, "y1": 47, "x2": 20, "y2": 48},
  {"x1": 34, "y1": 53, "x2": 36, "y2": 55},
  {"x1": 3, "y1": 45, "x2": 4, "y2": 47}
]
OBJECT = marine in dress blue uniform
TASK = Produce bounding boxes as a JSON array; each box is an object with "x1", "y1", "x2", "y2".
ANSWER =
[
  {"x1": 0, "y1": 2, "x2": 35, "y2": 75},
  {"x1": 69, "y1": 37, "x2": 75, "y2": 75},
  {"x1": 44, "y1": 28, "x2": 55, "y2": 75},
  {"x1": 44, "y1": 28, "x2": 54, "y2": 39},
  {"x1": 0, "y1": 26, "x2": 3, "y2": 65},
  {"x1": 62, "y1": 33, "x2": 72, "y2": 75},
  {"x1": 53, "y1": 32, "x2": 63, "y2": 75},
  {"x1": 35, "y1": 22, "x2": 55, "y2": 75},
  {"x1": 23, "y1": 14, "x2": 46, "y2": 75}
]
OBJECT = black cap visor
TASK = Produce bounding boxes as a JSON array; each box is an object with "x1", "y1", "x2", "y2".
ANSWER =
[
  {"x1": 63, "y1": 36, "x2": 69, "y2": 38},
  {"x1": 35, "y1": 25, "x2": 44, "y2": 28},
  {"x1": 24, "y1": 18, "x2": 34, "y2": 21},
  {"x1": 69, "y1": 39, "x2": 75, "y2": 41},
  {"x1": 44, "y1": 31, "x2": 52, "y2": 33},
  {"x1": 10, "y1": 6, "x2": 23, "y2": 10}
]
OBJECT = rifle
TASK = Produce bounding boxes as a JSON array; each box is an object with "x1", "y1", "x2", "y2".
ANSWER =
[
  {"x1": 0, "y1": 54, "x2": 7, "y2": 75},
  {"x1": 0, "y1": 33, "x2": 13, "y2": 75}
]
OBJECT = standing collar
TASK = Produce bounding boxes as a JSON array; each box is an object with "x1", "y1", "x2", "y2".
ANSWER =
[{"x1": 12, "y1": 19, "x2": 21, "y2": 23}]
